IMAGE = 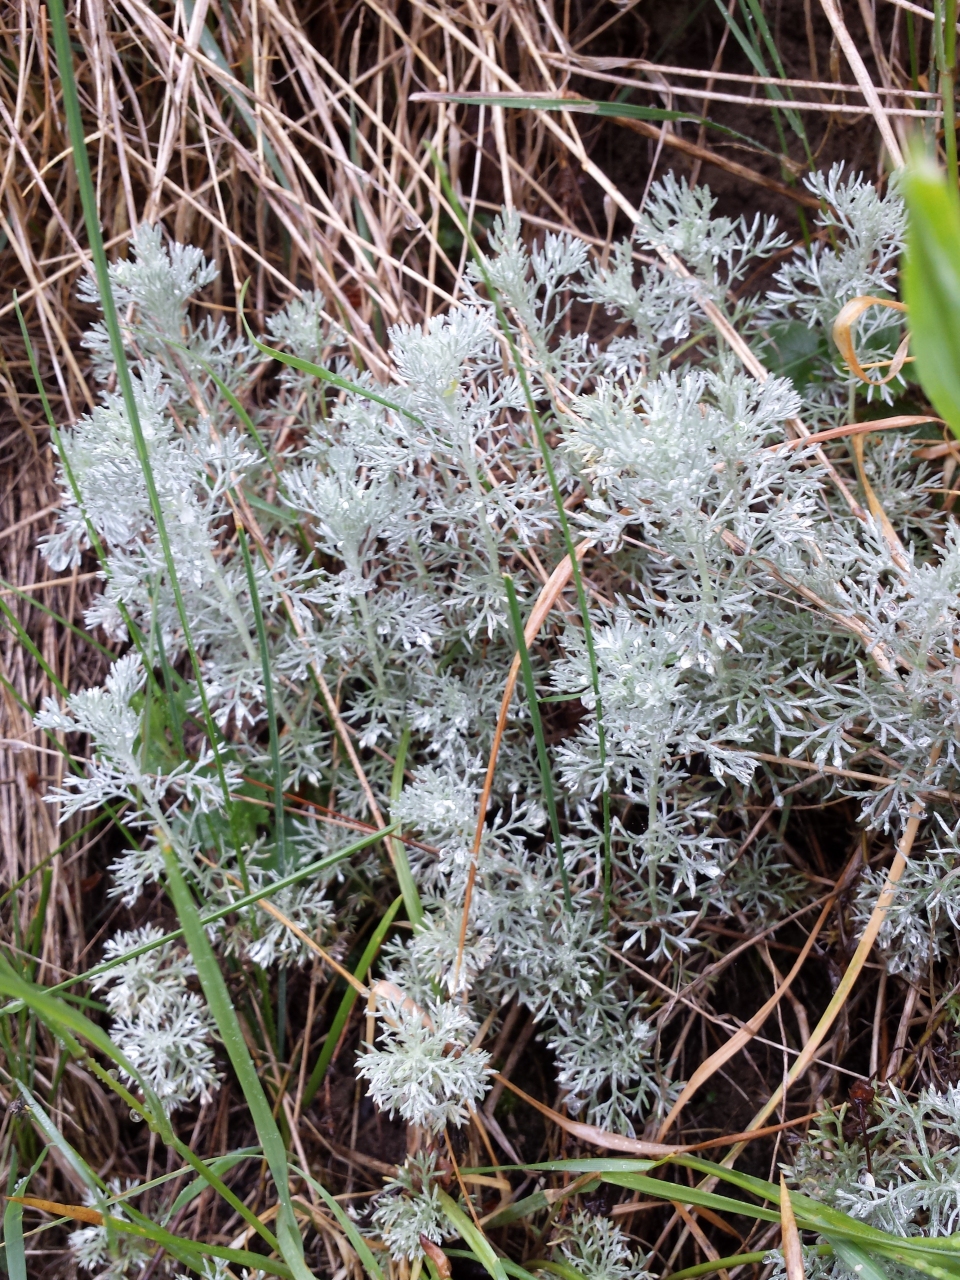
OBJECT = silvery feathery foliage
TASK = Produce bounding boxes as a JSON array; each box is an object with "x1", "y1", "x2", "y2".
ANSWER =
[
  {"x1": 89, "y1": 926, "x2": 219, "y2": 1109},
  {"x1": 763, "y1": 165, "x2": 907, "y2": 419},
  {"x1": 35, "y1": 653, "x2": 240, "y2": 822},
  {"x1": 370, "y1": 1153, "x2": 448, "y2": 1261},
  {"x1": 767, "y1": 167, "x2": 905, "y2": 328},
  {"x1": 41, "y1": 167, "x2": 960, "y2": 1204},
  {"x1": 70, "y1": 1181, "x2": 152, "y2": 1278},
  {"x1": 854, "y1": 811, "x2": 960, "y2": 980},
  {"x1": 760, "y1": 1085, "x2": 960, "y2": 1280},
  {"x1": 177, "y1": 1262, "x2": 267, "y2": 1280},
  {"x1": 557, "y1": 1210, "x2": 652, "y2": 1280},
  {"x1": 357, "y1": 996, "x2": 491, "y2": 1132}
]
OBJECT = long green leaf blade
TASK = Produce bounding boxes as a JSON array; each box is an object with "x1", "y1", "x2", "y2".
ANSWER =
[
  {"x1": 0, "y1": 826, "x2": 392, "y2": 1015},
  {"x1": 301, "y1": 895, "x2": 402, "y2": 1107},
  {"x1": 438, "y1": 1192, "x2": 508, "y2": 1280},
  {"x1": 903, "y1": 151, "x2": 960, "y2": 439},
  {"x1": 504, "y1": 574, "x2": 572, "y2": 910},
  {"x1": 159, "y1": 843, "x2": 316, "y2": 1279},
  {"x1": 2, "y1": 1197, "x2": 26, "y2": 1280},
  {"x1": 296, "y1": 1165, "x2": 385, "y2": 1280},
  {"x1": 389, "y1": 728, "x2": 424, "y2": 928}
]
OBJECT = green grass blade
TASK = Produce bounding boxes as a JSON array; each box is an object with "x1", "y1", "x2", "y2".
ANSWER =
[
  {"x1": 389, "y1": 728, "x2": 424, "y2": 928},
  {"x1": 667, "y1": 1154, "x2": 780, "y2": 1200},
  {"x1": 104, "y1": 1211, "x2": 293, "y2": 1278},
  {"x1": 0, "y1": 595, "x2": 70, "y2": 701},
  {"x1": 433, "y1": 157, "x2": 612, "y2": 923},
  {"x1": 181, "y1": 0, "x2": 291, "y2": 190},
  {"x1": 0, "y1": 827, "x2": 393, "y2": 1015},
  {"x1": 445, "y1": 1251, "x2": 541, "y2": 1280},
  {"x1": 8, "y1": 933, "x2": 277, "y2": 1254},
  {"x1": 47, "y1": 0, "x2": 235, "y2": 815},
  {"x1": 178, "y1": 343, "x2": 283, "y2": 485},
  {"x1": 599, "y1": 1172, "x2": 780, "y2": 1224},
  {"x1": 482, "y1": 1177, "x2": 599, "y2": 1229},
  {"x1": 524, "y1": 1263, "x2": 588, "y2": 1280},
  {"x1": 503, "y1": 574, "x2": 572, "y2": 911},
  {"x1": 739, "y1": 0, "x2": 811, "y2": 156},
  {"x1": 237, "y1": 528, "x2": 286, "y2": 874},
  {"x1": 14, "y1": 1081, "x2": 107, "y2": 1205},
  {"x1": 238, "y1": 289, "x2": 423, "y2": 425},
  {"x1": 464, "y1": 1159, "x2": 657, "y2": 1175},
  {"x1": 20, "y1": 293, "x2": 184, "y2": 739},
  {"x1": 903, "y1": 151, "x2": 960, "y2": 438},
  {"x1": 294, "y1": 1165, "x2": 385, "y2": 1280},
  {"x1": 0, "y1": 814, "x2": 108, "y2": 909},
  {"x1": 14, "y1": 296, "x2": 110, "y2": 574},
  {"x1": 301, "y1": 895, "x2": 402, "y2": 1107},
  {"x1": 2, "y1": 974, "x2": 175, "y2": 1159},
  {"x1": 237, "y1": 523, "x2": 289, "y2": 1050},
  {"x1": 434, "y1": 94, "x2": 778, "y2": 157},
  {"x1": 664, "y1": 1253, "x2": 776, "y2": 1280},
  {"x1": 159, "y1": 842, "x2": 316, "y2": 1279},
  {"x1": 438, "y1": 1192, "x2": 508, "y2": 1280},
  {"x1": 556, "y1": 1154, "x2": 960, "y2": 1276},
  {"x1": 2, "y1": 1200, "x2": 26, "y2": 1280},
  {"x1": 0, "y1": 577, "x2": 116, "y2": 661},
  {"x1": 826, "y1": 1238, "x2": 891, "y2": 1280},
  {"x1": 162, "y1": 1135, "x2": 280, "y2": 1253},
  {"x1": 163, "y1": 1151, "x2": 259, "y2": 1223}
]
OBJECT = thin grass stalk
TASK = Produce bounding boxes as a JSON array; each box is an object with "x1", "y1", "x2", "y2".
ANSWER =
[
  {"x1": 47, "y1": 0, "x2": 239, "y2": 814},
  {"x1": 159, "y1": 841, "x2": 316, "y2": 1279},
  {"x1": 0, "y1": 828, "x2": 391, "y2": 1013},
  {"x1": 939, "y1": 0, "x2": 959, "y2": 188},
  {"x1": 436, "y1": 158, "x2": 613, "y2": 922},
  {"x1": 503, "y1": 575, "x2": 573, "y2": 912},
  {"x1": 300, "y1": 895, "x2": 402, "y2": 1108},
  {"x1": 389, "y1": 728, "x2": 425, "y2": 929}
]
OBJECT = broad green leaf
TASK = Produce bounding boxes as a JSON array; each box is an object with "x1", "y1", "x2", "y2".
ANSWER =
[
  {"x1": 903, "y1": 152, "x2": 960, "y2": 439},
  {"x1": 2, "y1": 1199, "x2": 26, "y2": 1280},
  {"x1": 827, "y1": 1237, "x2": 892, "y2": 1280},
  {"x1": 438, "y1": 1192, "x2": 509, "y2": 1280}
]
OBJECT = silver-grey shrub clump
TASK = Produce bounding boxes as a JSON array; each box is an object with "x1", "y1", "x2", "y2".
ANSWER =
[{"x1": 38, "y1": 168, "x2": 960, "y2": 1267}]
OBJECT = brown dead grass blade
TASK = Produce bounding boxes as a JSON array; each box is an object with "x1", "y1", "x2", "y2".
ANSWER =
[
  {"x1": 780, "y1": 1174, "x2": 806, "y2": 1280},
  {"x1": 7, "y1": 1195, "x2": 103, "y2": 1226},
  {"x1": 454, "y1": 538, "x2": 592, "y2": 989},
  {"x1": 655, "y1": 882, "x2": 842, "y2": 1140}
]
